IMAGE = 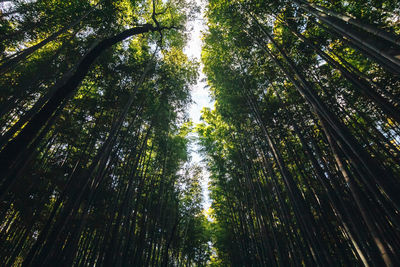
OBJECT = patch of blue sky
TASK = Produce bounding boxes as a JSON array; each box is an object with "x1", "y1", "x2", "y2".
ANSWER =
[{"x1": 184, "y1": 0, "x2": 214, "y2": 212}]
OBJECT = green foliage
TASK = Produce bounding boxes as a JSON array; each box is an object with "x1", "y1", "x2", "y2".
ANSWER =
[
  {"x1": 200, "y1": 0, "x2": 400, "y2": 265},
  {"x1": 0, "y1": 0, "x2": 211, "y2": 266},
  {"x1": 1, "y1": 0, "x2": 400, "y2": 265}
]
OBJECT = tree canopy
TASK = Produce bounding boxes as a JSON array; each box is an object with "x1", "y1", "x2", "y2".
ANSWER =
[
  {"x1": 199, "y1": 0, "x2": 400, "y2": 266},
  {"x1": 1, "y1": 0, "x2": 400, "y2": 266}
]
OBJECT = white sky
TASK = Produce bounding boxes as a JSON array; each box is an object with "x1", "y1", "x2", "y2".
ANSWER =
[{"x1": 184, "y1": 0, "x2": 214, "y2": 211}]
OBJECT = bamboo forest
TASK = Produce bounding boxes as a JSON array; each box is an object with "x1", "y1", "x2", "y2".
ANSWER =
[{"x1": 1, "y1": 0, "x2": 400, "y2": 266}]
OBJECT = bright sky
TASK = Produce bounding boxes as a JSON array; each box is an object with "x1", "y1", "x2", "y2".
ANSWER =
[{"x1": 184, "y1": 0, "x2": 214, "y2": 211}]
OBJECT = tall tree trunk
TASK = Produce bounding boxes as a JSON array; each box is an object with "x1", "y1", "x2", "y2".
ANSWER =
[
  {"x1": 0, "y1": 24, "x2": 156, "y2": 194},
  {"x1": 277, "y1": 15, "x2": 400, "y2": 123},
  {"x1": 319, "y1": 116, "x2": 393, "y2": 266},
  {"x1": 300, "y1": 0, "x2": 400, "y2": 47},
  {"x1": 294, "y1": 0, "x2": 400, "y2": 74}
]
